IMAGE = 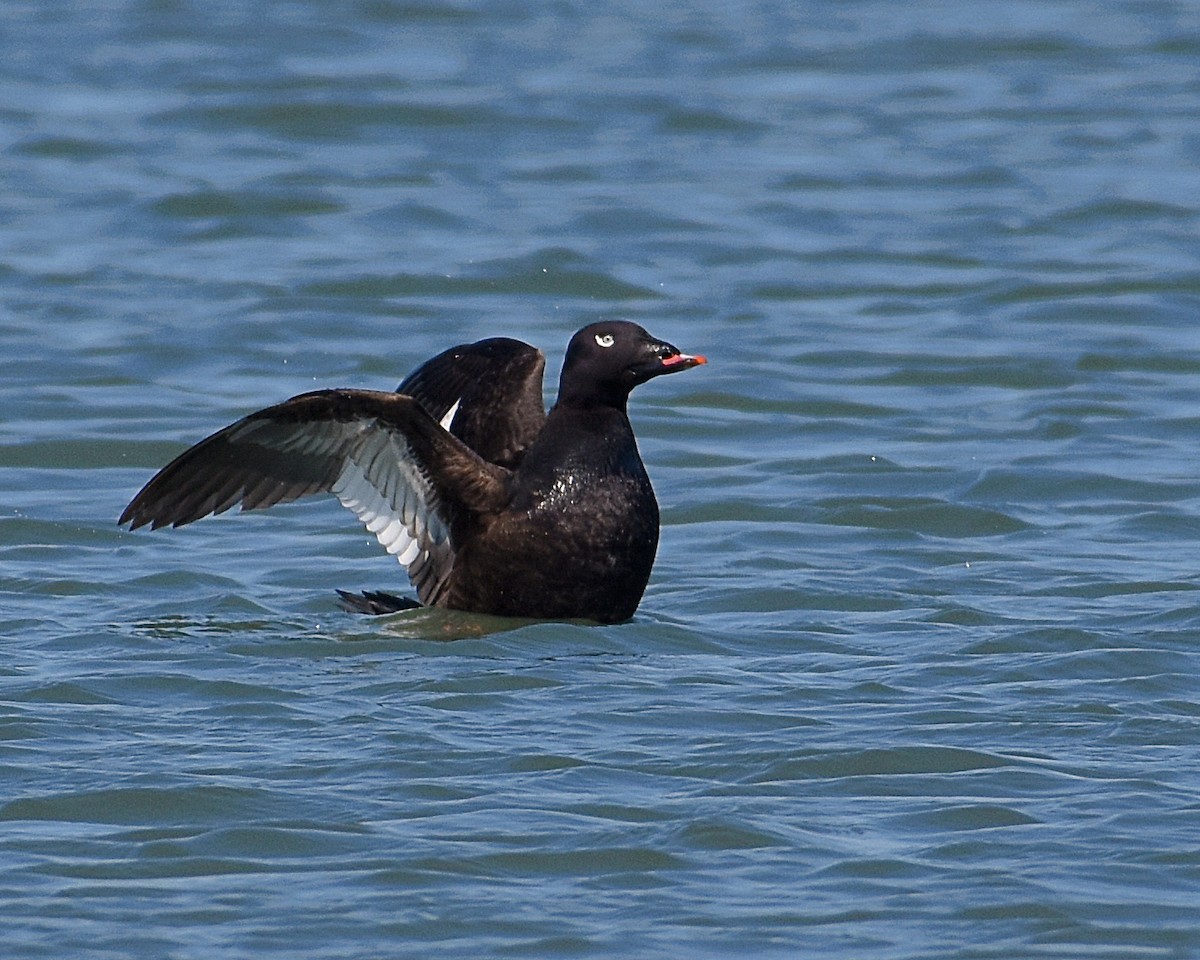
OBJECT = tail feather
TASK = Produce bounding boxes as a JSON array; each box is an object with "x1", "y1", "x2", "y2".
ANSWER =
[{"x1": 336, "y1": 589, "x2": 422, "y2": 615}]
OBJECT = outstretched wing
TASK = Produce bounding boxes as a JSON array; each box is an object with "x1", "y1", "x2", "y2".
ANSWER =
[
  {"x1": 119, "y1": 389, "x2": 510, "y2": 605},
  {"x1": 398, "y1": 337, "x2": 546, "y2": 469}
]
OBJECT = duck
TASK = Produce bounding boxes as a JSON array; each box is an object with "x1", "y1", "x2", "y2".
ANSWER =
[{"x1": 119, "y1": 321, "x2": 706, "y2": 623}]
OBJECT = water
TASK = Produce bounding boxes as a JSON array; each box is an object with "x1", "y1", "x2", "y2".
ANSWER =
[{"x1": 4, "y1": 0, "x2": 1200, "y2": 956}]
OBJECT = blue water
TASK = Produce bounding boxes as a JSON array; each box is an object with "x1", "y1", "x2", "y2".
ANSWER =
[{"x1": 4, "y1": 1, "x2": 1200, "y2": 957}]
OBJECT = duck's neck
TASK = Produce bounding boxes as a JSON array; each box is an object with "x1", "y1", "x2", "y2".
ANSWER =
[
  {"x1": 553, "y1": 381, "x2": 630, "y2": 414},
  {"x1": 523, "y1": 401, "x2": 638, "y2": 474}
]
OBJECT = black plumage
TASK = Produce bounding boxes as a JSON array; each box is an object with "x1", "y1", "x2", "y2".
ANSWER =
[{"x1": 120, "y1": 321, "x2": 706, "y2": 623}]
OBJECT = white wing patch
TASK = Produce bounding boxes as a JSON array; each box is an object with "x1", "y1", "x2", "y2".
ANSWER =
[
  {"x1": 439, "y1": 397, "x2": 462, "y2": 431},
  {"x1": 330, "y1": 428, "x2": 451, "y2": 591}
]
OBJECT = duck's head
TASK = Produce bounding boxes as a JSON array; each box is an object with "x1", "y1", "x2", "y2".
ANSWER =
[{"x1": 558, "y1": 321, "x2": 706, "y2": 409}]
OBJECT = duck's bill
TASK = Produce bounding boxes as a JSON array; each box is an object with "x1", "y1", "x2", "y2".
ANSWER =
[{"x1": 661, "y1": 352, "x2": 707, "y2": 371}]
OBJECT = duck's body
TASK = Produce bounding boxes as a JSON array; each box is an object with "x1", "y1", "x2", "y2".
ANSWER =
[
  {"x1": 440, "y1": 402, "x2": 659, "y2": 621},
  {"x1": 120, "y1": 321, "x2": 705, "y2": 624}
]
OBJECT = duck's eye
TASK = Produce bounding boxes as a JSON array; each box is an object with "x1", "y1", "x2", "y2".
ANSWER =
[{"x1": 594, "y1": 333, "x2": 615, "y2": 348}]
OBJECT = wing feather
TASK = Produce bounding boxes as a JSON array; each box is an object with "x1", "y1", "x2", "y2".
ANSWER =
[
  {"x1": 397, "y1": 337, "x2": 546, "y2": 468},
  {"x1": 120, "y1": 389, "x2": 510, "y2": 606}
]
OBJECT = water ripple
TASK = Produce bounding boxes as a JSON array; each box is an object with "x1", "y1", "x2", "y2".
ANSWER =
[{"x1": 4, "y1": 0, "x2": 1200, "y2": 957}]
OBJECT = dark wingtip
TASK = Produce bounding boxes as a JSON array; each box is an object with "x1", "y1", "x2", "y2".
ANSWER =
[{"x1": 119, "y1": 499, "x2": 171, "y2": 531}]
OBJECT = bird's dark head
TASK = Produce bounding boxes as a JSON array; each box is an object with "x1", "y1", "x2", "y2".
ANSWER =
[{"x1": 557, "y1": 321, "x2": 706, "y2": 410}]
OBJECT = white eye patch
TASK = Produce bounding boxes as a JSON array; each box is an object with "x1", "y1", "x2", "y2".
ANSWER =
[{"x1": 594, "y1": 333, "x2": 615, "y2": 348}]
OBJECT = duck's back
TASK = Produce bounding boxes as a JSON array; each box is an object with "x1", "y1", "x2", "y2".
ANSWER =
[{"x1": 442, "y1": 406, "x2": 659, "y2": 623}]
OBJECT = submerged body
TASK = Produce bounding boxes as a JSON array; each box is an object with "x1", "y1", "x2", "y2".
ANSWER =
[{"x1": 120, "y1": 321, "x2": 705, "y2": 623}]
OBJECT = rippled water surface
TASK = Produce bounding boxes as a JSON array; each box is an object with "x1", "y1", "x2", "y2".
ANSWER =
[{"x1": 5, "y1": 1, "x2": 1200, "y2": 957}]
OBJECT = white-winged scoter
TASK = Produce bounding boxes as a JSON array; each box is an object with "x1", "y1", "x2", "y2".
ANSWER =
[{"x1": 119, "y1": 321, "x2": 706, "y2": 623}]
